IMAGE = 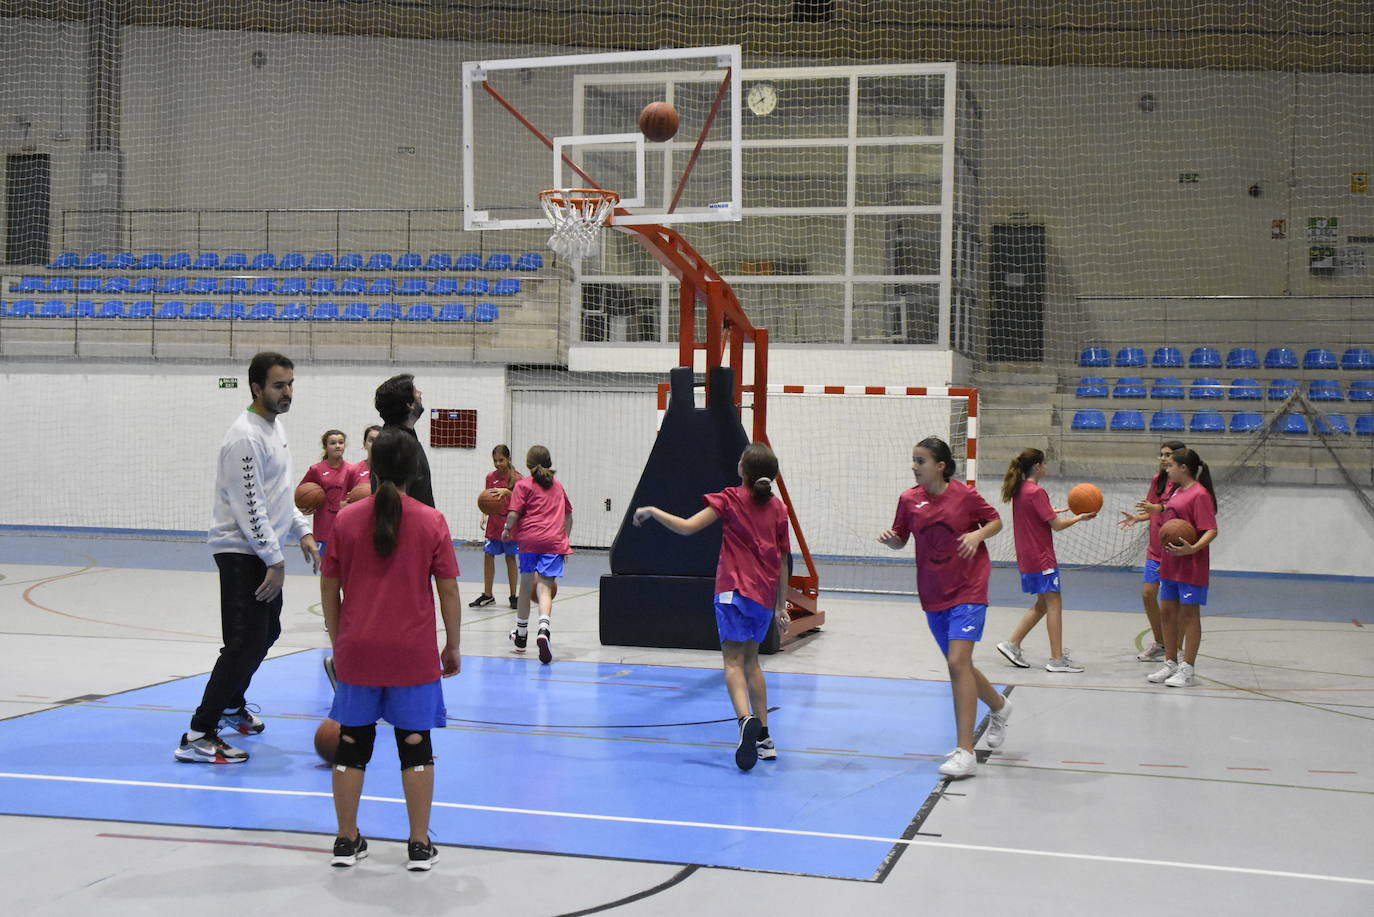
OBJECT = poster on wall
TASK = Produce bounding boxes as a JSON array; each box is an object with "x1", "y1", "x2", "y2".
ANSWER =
[
  {"x1": 1309, "y1": 246, "x2": 1336, "y2": 273},
  {"x1": 1270, "y1": 219, "x2": 1286, "y2": 240},
  {"x1": 1337, "y1": 245, "x2": 1367, "y2": 275},
  {"x1": 1306, "y1": 217, "x2": 1338, "y2": 243}
]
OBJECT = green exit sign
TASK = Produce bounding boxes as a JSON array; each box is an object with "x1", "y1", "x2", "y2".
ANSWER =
[
  {"x1": 1178, "y1": 172, "x2": 1200, "y2": 184},
  {"x1": 218, "y1": 378, "x2": 238, "y2": 389}
]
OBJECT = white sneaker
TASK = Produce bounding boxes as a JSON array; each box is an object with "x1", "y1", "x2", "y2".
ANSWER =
[
  {"x1": 1045, "y1": 655, "x2": 1084, "y2": 673},
  {"x1": 938, "y1": 747, "x2": 977, "y2": 778},
  {"x1": 1147, "y1": 660, "x2": 1179, "y2": 684},
  {"x1": 1136, "y1": 642, "x2": 1166, "y2": 661},
  {"x1": 985, "y1": 699, "x2": 1012, "y2": 749},
  {"x1": 757, "y1": 736, "x2": 777, "y2": 760},
  {"x1": 996, "y1": 641, "x2": 1030, "y2": 668},
  {"x1": 1164, "y1": 661, "x2": 1197, "y2": 687}
]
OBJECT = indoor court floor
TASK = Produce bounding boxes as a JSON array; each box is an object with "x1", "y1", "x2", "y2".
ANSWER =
[{"x1": 1, "y1": 532, "x2": 1371, "y2": 916}]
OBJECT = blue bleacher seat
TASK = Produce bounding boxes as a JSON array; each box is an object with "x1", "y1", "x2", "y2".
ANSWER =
[
  {"x1": 79, "y1": 253, "x2": 107, "y2": 269},
  {"x1": 163, "y1": 252, "x2": 191, "y2": 270},
  {"x1": 1308, "y1": 380, "x2": 1343, "y2": 401},
  {"x1": 460, "y1": 277, "x2": 489, "y2": 296},
  {"x1": 363, "y1": 253, "x2": 393, "y2": 271},
  {"x1": 420, "y1": 254, "x2": 452, "y2": 272},
  {"x1": 1111, "y1": 410, "x2": 1145, "y2": 431},
  {"x1": 128, "y1": 300, "x2": 154, "y2": 319},
  {"x1": 1188, "y1": 347, "x2": 1222, "y2": 368},
  {"x1": 492, "y1": 278, "x2": 521, "y2": 295},
  {"x1": 249, "y1": 253, "x2": 276, "y2": 271},
  {"x1": 1303, "y1": 348, "x2": 1337, "y2": 370},
  {"x1": 277, "y1": 253, "x2": 305, "y2": 271},
  {"x1": 470, "y1": 302, "x2": 498, "y2": 322},
  {"x1": 1070, "y1": 410, "x2": 1106, "y2": 431},
  {"x1": 189, "y1": 277, "x2": 217, "y2": 295},
  {"x1": 245, "y1": 302, "x2": 278, "y2": 321},
  {"x1": 399, "y1": 278, "x2": 427, "y2": 296},
  {"x1": 309, "y1": 302, "x2": 340, "y2": 321},
  {"x1": 335, "y1": 253, "x2": 364, "y2": 271},
  {"x1": 39, "y1": 299, "x2": 67, "y2": 316},
  {"x1": 1189, "y1": 410, "x2": 1224, "y2": 433},
  {"x1": 135, "y1": 253, "x2": 163, "y2": 270},
  {"x1": 1277, "y1": 413, "x2": 1308, "y2": 434},
  {"x1": 1315, "y1": 413, "x2": 1351, "y2": 434},
  {"x1": 1348, "y1": 380, "x2": 1374, "y2": 402},
  {"x1": 96, "y1": 300, "x2": 126, "y2": 318},
  {"x1": 370, "y1": 302, "x2": 401, "y2": 321},
  {"x1": 191, "y1": 252, "x2": 219, "y2": 271},
  {"x1": 1151, "y1": 377, "x2": 1184, "y2": 399},
  {"x1": 276, "y1": 302, "x2": 308, "y2": 321},
  {"x1": 434, "y1": 303, "x2": 466, "y2": 322},
  {"x1": 8, "y1": 299, "x2": 37, "y2": 317},
  {"x1": 1340, "y1": 347, "x2": 1373, "y2": 371},
  {"x1": 338, "y1": 277, "x2": 366, "y2": 295},
  {"x1": 393, "y1": 253, "x2": 422, "y2": 271},
  {"x1": 108, "y1": 252, "x2": 135, "y2": 269},
  {"x1": 50, "y1": 252, "x2": 79, "y2": 268},
  {"x1": 1150, "y1": 411, "x2": 1186, "y2": 432},
  {"x1": 309, "y1": 277, "x2": 337, "y2": 295},
  {"x1": 77, "y1": 277, "x2": 101, "y2": 293},
  {"x1": 1079, "y1": 346, "x2": 1111, "y2": 367},
  {"x1": 219, "y1": 253, "x2": 248, "y2": 271},
  {"x1": 249, "y1": 277, "x2": 277, "y2": 295},
  {"x1": 1268, "y1": 378, "x2": 1297, "y2": 400},
  {"x1": 70, "y1": 299, "x2": 99, "y2": 318},
  {"x1": 483, "y1": 252, "x2": 514, "y2": 271},
  {"x1": 1355, "y1": 415, "x2": 1374, "y2": 436},
  {"x1": 365, "y1": 278, "x2": 394, "y2": 295},
  {"x1": 1113, "y1": 377, "x2": 1146, "y2": 398},
  {"x1": 514, "y1": 252, "x2": 544, "y2": 271},
  {"x1": 1115, "y1": 347, "x2": 1146, "y2": 367},
  {"x1": 1225, "y1": 347, "x2": 1259, "y2": 369},
  {"x1": 215, "y1": 302, "x2": 246, "y2": 320},
  {"x1": 402, "y1": 303, "x2": 434, "y2": 322},
  {"x1": 185, "y1": 301, "x2": 215, "y2": 319},
  {"x1": 1228, "y1": 378, "x2": 1262, "y2": 400},
  {"x1": 279, "y1": 278, "x2": 307, "y2": 295},
  {"x1": 1229, "y1": 411, "x2": 1264, "y2": 433},
  {"x1": 454, "y1": 253, "x2": 481, "y2": 271},
  {"x1": 154, "y1": 301, "x2": 185, "y2": 319},
  {"x1": 1076, "y1": 377, "x2": 1108, "y2": 398},
  {"x1": 306, "y1": 253, "x2": 335, "y2": 271},
  {"x1": 15, "y1": 276, "x2": 45, "y2": 293},
  {"x1": 340, "y1": 302, "x2": 370, "y2": 321},
  {"x1": 430, "y1": 277, "x2": 459, "y2": 295},
  {"x1": 132, "y1": 277, "x2": 157, "y2": 294},
  {"x1": 1189, "y1": 377, "x2": 1224, "y2": 399},
  {"x1": 221, "y1": 277, "x2": 249, "y2": 296}
]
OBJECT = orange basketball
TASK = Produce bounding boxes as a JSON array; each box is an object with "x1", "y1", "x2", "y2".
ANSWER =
[
  {"x1": 1160, "y1": 518, "x2": 1198, "y2": 547},
  {"x1": 314, "y1": 718, "x2": 340, "y2": 764},
  {"x1": 345, "y1": 483, "x2": 371, "y2": 504},
  {"x1": 638, "y1": 101, "x2": 679, "y2": 143},
  {"x1": 294, "y1": 482, "x2": 325, "y2": 514},
  {"x1": 1067, "y1": 482, "x2": 1103, "y2": 515},
  {"x1": 477, "y1": 488, "x2": 508, "y2": 517}
]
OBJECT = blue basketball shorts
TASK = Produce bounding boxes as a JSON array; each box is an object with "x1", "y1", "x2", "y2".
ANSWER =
[
  {"x1": 924, "y1": 603, "x2": 987, "y2": 657},
  {"x1": 1142, "y1": 558, "x2": 1161, "y2": 584},
  {"x1": 1020, "y1": 568, "x2": 1061, "y2": 595},
  {"x1": 518, "y1": 552, "x2": 565, "y2": 578},
  {"x1": 329, "y1": 679, "x2": 447, "y2": 731},
  {"x1": 1158, "y1": 578, "x2": 1208, "y2": 606},
  {"x1": 715, "y1": 590, "x2": 774, "y2": 644},
  {"x1": 484, "y1": 538, "x2": 519, "y2": 556}
]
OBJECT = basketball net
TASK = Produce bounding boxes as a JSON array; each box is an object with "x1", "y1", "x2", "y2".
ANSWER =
[{"x1": 538, "y1": 188, "x2": 620, "y2": 261}]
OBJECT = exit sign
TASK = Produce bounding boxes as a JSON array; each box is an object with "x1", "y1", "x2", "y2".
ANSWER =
[
  {"x1": 218, "y1": 378, "x2": 238, "y2": 388},
  {"x1": 1178, "y1": 172, "x2": 1200, "y2": 184}
]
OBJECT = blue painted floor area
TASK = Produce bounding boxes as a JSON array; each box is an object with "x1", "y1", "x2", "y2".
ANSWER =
[{"x1": 0, "y1": 651, "x2": 959, "y2": 880}]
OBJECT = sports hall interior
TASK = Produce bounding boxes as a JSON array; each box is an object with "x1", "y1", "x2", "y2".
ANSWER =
[{"x1": 0, "y1": 3, "x2": 1371, "y2": 915}]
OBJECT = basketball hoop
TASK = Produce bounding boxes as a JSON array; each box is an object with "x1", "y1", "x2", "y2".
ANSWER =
[{"x1": 538, "y1": 188, "x2": 620, "y2": 261}]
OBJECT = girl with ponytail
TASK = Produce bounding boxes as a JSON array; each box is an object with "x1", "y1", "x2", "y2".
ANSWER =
[
  {"x1": 1147, "y1": 447, "x2": 1218, "y2": 688},
  {"x1": 1119, "y1": 441, "x2": 1187, "y2": 662},
  {"x1": 503, "y1": 445, "x2": 574, "y2": 664},
  {"x1": 634, "y1": 443, "x2": 792, "y2": 771},
  {"x1": 994, "y1": 448, "x2": 1097, "y2": 674}
]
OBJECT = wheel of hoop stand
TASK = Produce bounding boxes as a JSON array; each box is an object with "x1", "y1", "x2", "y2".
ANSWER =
[{"x1": 538, "y1": 188, "x2": 620, "y2": 261}]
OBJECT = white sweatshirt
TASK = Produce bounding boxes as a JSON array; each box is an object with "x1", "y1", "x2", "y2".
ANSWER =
[{"x1": 207, "y1": 408, "x2": 312, "y2": 566}]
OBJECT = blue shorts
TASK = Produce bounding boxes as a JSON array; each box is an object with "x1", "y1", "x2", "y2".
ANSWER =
[
  {"x1": 1020, "y1": 568, "x2": 1061, "y2": 595},
  {"x1": 484, "y1": 538, "x2": 519, "y2": 556},
  {"x1": 315, "y1": 540, "x2": 327, "y2": 557},
  {"x1": 925, "y1": 603, "x2": 987, "y2": 657},
  {"x1": 518, "y1": 552, "x2": 565, "y2": 578},
  {"x1": 715, "y1": 591, "x2": 774, "y2": 644},
  {"x1": 329, "y1": 679, "x2": 447, "y2": 731},
  {"x1": 1142, "y1": 558, "x2": 1161, "y2": 584},
  {"x1": 1159, "y1": 578, "x2": 1208, "y2": 606}
]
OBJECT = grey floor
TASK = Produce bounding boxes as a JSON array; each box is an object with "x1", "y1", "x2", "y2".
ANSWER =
[{"x1": 1, "y1": 535, "x2": 1371, "y2": 916}]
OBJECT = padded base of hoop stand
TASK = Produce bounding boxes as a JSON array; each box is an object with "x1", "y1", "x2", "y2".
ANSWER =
[{"x1": 598, "y1": 573, "x2": 781, "y2": 654}]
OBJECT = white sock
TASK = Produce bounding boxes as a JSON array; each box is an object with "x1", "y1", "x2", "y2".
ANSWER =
[
  {"x1": 185, "y1": 729, "x2": 205, "y2": 741},
  {"x1": 538, "y1": 616, "x2": 551, "y2": 633}
]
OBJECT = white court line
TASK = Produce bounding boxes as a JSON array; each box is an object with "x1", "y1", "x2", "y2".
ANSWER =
[{"x1": 1, "y1": 771, "x2": 1371, "y2": 887}]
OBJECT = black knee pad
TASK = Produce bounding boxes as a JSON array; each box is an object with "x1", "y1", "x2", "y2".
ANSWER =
[
  {"x1": 395, "y1": 728, "x2": 434, "y2": 770},
  {"x1": 334, "y1": 723, "x2": 376, "y2": 770}
]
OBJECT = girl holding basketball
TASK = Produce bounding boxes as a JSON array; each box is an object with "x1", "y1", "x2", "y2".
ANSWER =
[
  {"x1": 1119, "y1": 440, "x2": 1187, "y2": 662},
  {"x1": 502, "y1": 445, "x2": 572, "y2": 665},
  {"x1": 1148, "y1": 447, "x2": 1218, "y2": 687},
  {"x1": 300, "y1": 429, "x2": 362, "y2": 556},
  {"x1": 348, "y1": 425, "x2": 382, "y2": 498},
  {"x1": 320, "y1": 428, "x2": 462, "y2": 872},
  {"x1": 633, "y1": 443, "x2": 792, "y2": 772},
  {"x1": 878, "y1": 437, "x2": 1009, "y2": 779},
  {"x1": 470, "y1": 444, "x2": 522, "y2": 610},
  {"x1": 994, "y1": 448, "x2": 1097, "y2": 674}
]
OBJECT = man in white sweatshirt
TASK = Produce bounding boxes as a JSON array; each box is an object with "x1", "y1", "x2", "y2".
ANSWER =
[{"x1": 176, "y1": 352, "x2": 320, "y2": 763}]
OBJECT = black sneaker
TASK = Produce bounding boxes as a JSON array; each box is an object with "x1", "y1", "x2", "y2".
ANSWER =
[
  {"x1": 331, "y1": 834, "x2": 368, "y2": 867},
  {"x1": 468, "y1": 593, "x2": 496, "y2": 608},
  {"x1": 219, "y1": 704, "x2": 265, "y2": 735},
  {"x1": 509, "y1": 626, "x2": 527, "y2": 653},
  {"x1": 174, "y1": 730, "x2": 248, "y2": 764},
  {"x1": 536, "y1": 625, "x2": 552, "y2": 664},
  {"x1": 508, "y1": 594, "x2": 518, "y2": 610},
  {"x1": 407, "y1": 840, "x2": 438, "y2": 871},
  {"x1": 735, "y1": 715, "x2": 762, "y2": 771}
]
